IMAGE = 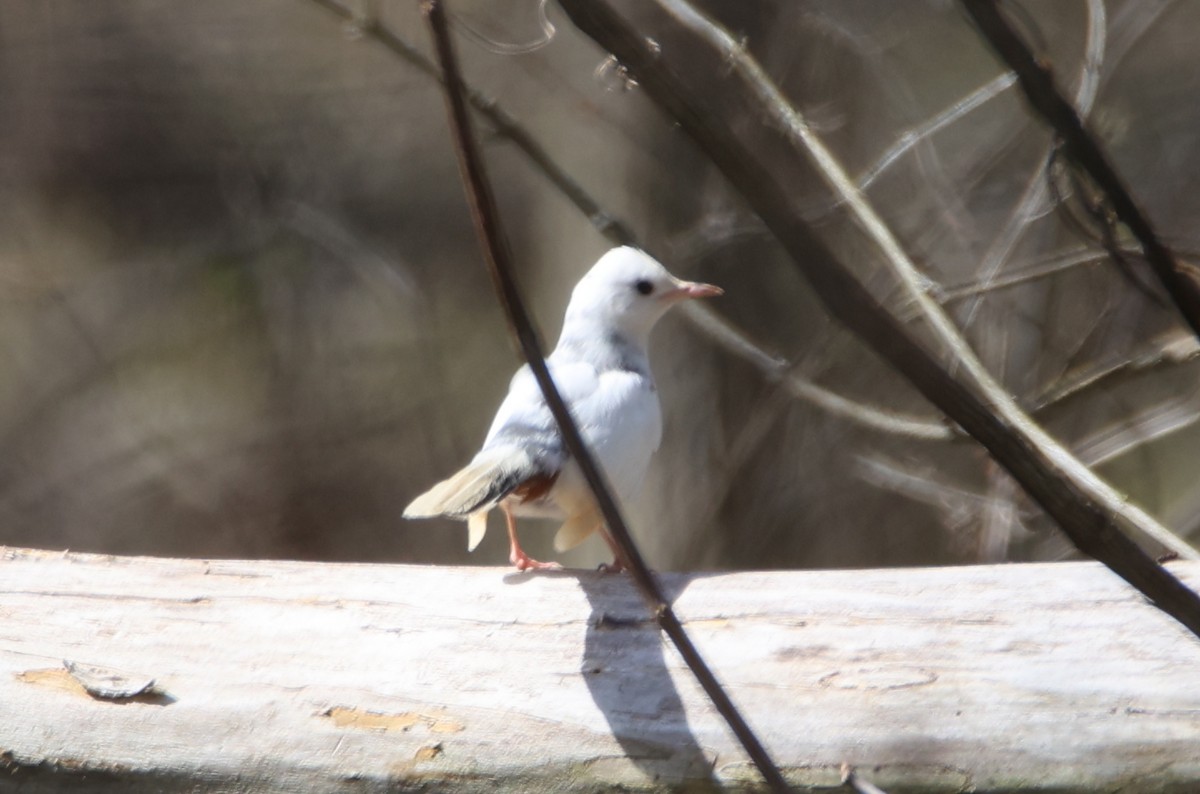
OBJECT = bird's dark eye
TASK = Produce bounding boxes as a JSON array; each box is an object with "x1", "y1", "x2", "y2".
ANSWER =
[{"x1": 635, "y1": 279, "x2": 654, "y2": 295}]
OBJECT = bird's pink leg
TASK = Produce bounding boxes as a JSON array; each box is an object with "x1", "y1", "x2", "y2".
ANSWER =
[
  {"x1": 503, "y1": 503, "x2": 561, "y2": 572},
  {"x1": 597, "y1": 528, "x2": 627, "y2": 574}
]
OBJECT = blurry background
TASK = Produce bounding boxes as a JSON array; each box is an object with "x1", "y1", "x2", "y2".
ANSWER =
[{"x1": 1, "y1": 1, "x2": 1197, "y2": 570}]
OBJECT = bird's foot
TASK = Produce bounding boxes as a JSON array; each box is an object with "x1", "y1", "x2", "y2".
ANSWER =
[
  {"x1": 597, "y1": 559, "x2": 625, "y2": 575},
  {"x1": 511, "y1": 550, "x2": 562, "y2": 572}
]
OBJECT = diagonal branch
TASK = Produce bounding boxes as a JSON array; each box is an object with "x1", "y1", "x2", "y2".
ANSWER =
[
  {"x1": 959, "y1": 0, "x2": 1200, "y2": 341},
  {"x1": 556, "y1": 0, "x2": 1200, "y2": 636},
  {"x1": 421, "y1": 2, "x2": 788, "y2": 789}
]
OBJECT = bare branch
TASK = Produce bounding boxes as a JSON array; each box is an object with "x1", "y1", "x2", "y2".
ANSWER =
[
  {"x1": 937, "y1": 247, "x2": 1104, "y2": 305},
  {"x1": 1034, "y1": 329, "x2": 1200, "y2": 408},
  {"x1": 682, "y1": 302, "x2": 955, "y2": 441},
  {"x1": 1075, "y1": 395, "x2": 1200, "y2": 470},
  {"x1": 856, "y1": 72, "x2": 1016, "y2": 191},
  {"x1": 558, "y1": 0, "x2": 1200, "y2": 634},
  {"x1": 856, "y1": 454, "x2": 1001, "y2": 515}
]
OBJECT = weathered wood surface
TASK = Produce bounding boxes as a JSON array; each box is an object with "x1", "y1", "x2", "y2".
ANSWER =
[{"x1": 1, "y1": 548, "x2": 1199, "y2": 792}]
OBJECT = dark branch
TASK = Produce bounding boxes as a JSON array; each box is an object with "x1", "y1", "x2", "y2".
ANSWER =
[
  {"x1": 960, "y1": 0, "x2": 1200, "y2": 340},
  {"x1": 556, "y1": 0, "x2": 1200, "y2": 637},
  {"x1": 420, "y1": 2, "x2": 789, "y2": 790}
]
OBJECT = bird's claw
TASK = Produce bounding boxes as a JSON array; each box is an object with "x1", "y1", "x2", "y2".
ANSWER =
[
  {"x1": 596, "y1": 559, "x2": 625, "y2": 575},
  {"x1": 511, "y1": 551, "x2": 562, "y2": 572}
]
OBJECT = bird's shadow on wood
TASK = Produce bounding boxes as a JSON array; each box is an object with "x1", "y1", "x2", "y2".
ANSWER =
[{"x1": 506, "y1": 568, "x2": 722, "y2": 789}]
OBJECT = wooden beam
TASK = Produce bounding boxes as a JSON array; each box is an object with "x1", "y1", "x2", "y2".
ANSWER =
[{"x1": 1, "y1": 548, "x2": 1198, "y2": 791}]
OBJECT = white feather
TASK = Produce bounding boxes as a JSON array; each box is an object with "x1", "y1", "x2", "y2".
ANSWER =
[
  {"x1": 402, "y1": 246, "x2": 719, "y2": 568},
  {"x1": 467, "y1": 510, "x2": 489, "y2": 552}
]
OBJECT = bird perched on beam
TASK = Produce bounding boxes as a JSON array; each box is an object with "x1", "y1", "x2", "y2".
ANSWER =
[{"x1": 403, "y1": 246, "x2": 722, "y2": 571}]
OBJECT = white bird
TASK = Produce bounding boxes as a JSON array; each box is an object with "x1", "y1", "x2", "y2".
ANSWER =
[{"x1": 403, "y1": 246, "x2": 722, "y2": 571}]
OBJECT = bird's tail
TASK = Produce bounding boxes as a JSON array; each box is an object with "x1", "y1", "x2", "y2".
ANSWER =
[{"x1": 403, "y1": 448, "x2": 535, "y2": 551}]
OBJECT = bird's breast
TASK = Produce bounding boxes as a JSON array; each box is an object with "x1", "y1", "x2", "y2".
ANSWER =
[
  {"x1": 573, "y1": 371, "x2": 662, "y2": 501},
  {"x1": 504, "y1": 368, "x2": 663, "y2": 519}
]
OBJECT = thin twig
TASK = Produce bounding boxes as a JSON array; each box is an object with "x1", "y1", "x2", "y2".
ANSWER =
[
  {"x1": 856, "y1": 72, "x2": 1016, "y2": 191},
  {"x1": 682, "y1": 302, "x2": 955, "y2": 440},
  {"x1": 960, "y1": 0, "x2": 1200, "y2": 340},
  {"x1": 420, "y1": 3, "x2": 788, "y2": 789},
  {"x1": 1075, "y1": 395, "x2": 1200, "y2": 471},
  {"x1": 1034, "y1": 329, "x2": 1200, "y2": 409},
  {"x1": 557, "y1": 0, "x2": 1200, "y2": 630},
  {"x1": 936, "y1": 247, "x2": 1105, "y2": 305}
]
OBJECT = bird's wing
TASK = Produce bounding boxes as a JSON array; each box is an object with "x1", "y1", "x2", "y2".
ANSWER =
[
  {"x1": 481, "y1": 359, "x2": 602, "y2": 460},
  {"x1": 403, "y1": 360, "x2": 600, "y2": 523}
]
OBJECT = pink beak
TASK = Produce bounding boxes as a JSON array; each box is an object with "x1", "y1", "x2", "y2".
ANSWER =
[{"x1": 662, "y1": 280, "x2": 723, "y2": 302}]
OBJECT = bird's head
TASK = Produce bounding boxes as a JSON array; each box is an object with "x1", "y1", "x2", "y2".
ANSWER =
[{"x1": 561, "y1": 247, "x2": 722, "y2": 346}]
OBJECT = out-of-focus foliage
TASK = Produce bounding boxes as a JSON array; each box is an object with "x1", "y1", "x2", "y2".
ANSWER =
[{"x1": 0, "y1": 1, "x2": 1197, "y2": 569}]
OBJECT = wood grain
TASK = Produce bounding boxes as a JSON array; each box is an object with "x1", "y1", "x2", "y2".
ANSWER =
[{"x1": 1, "y1": 548, "x2": 1199, "y2": 791}]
